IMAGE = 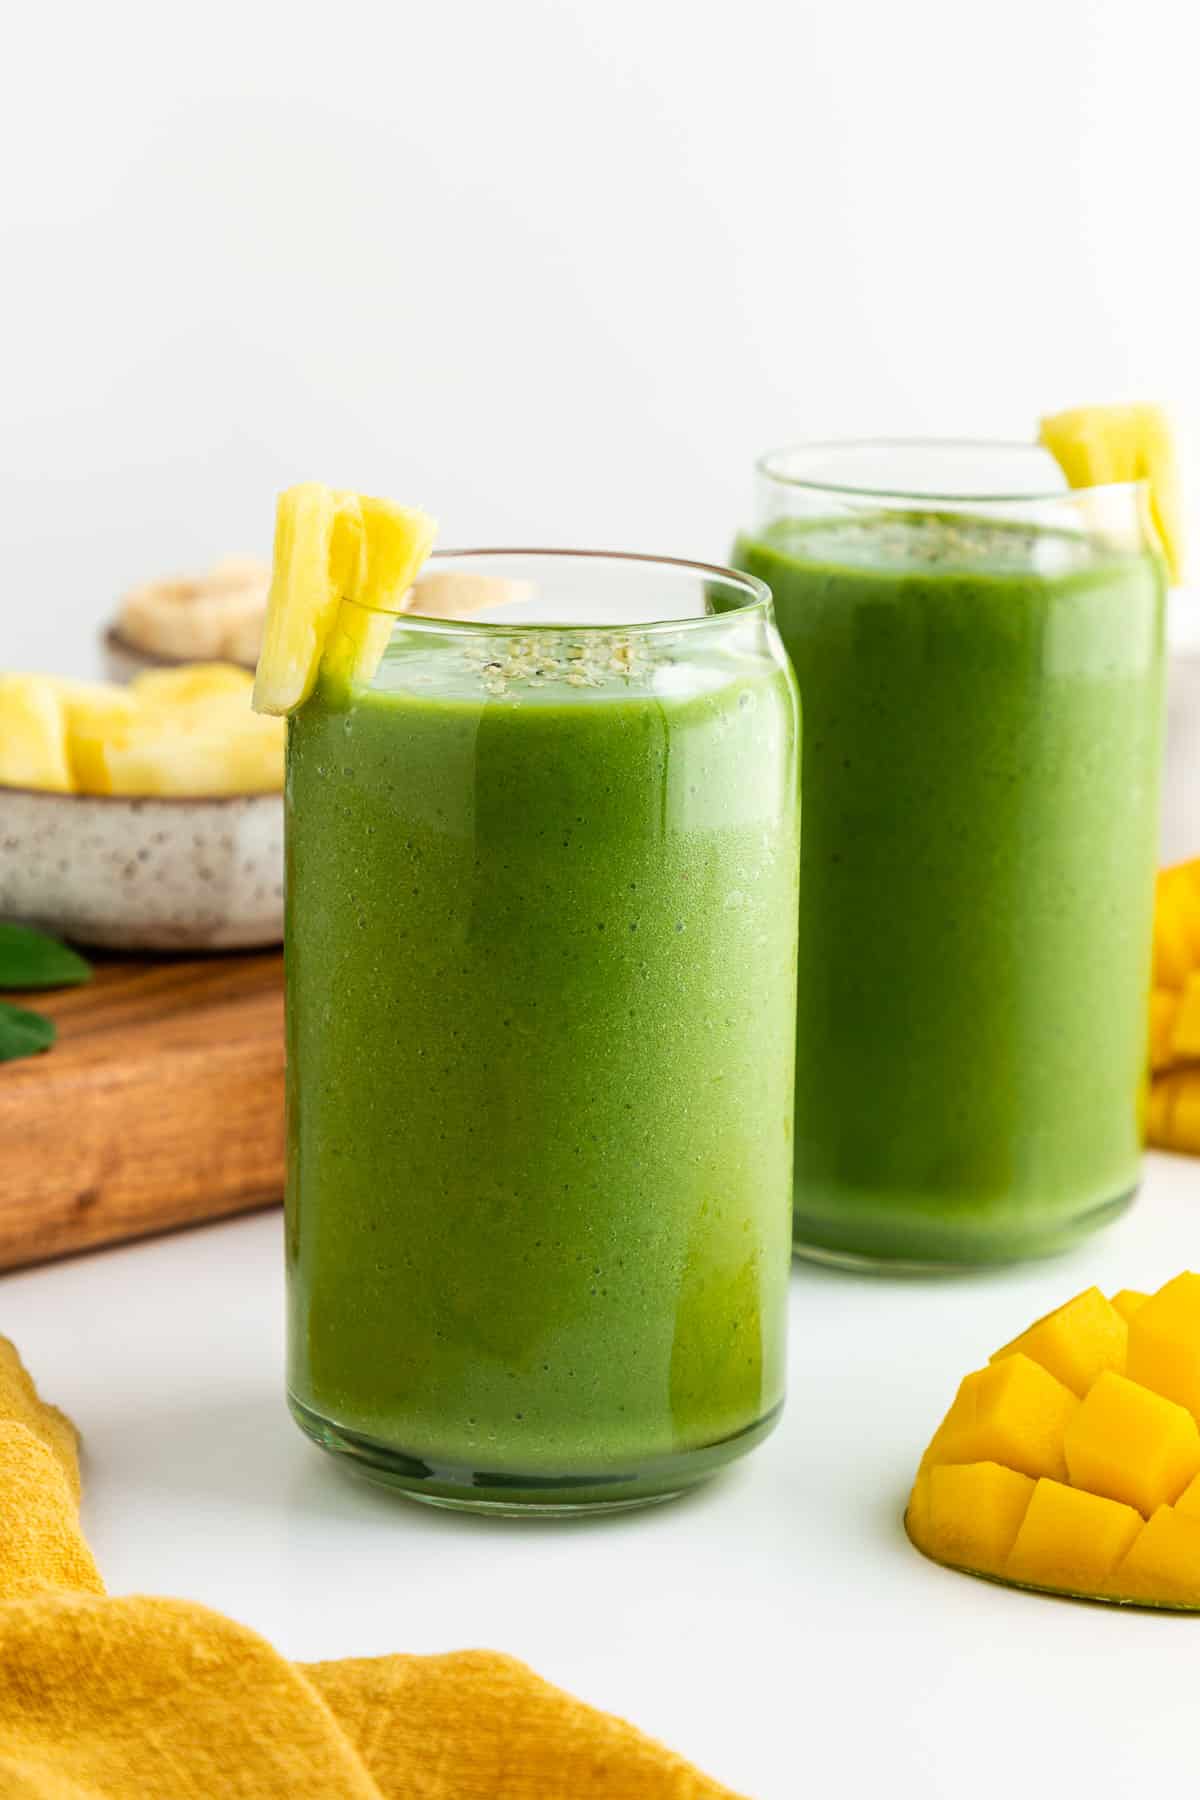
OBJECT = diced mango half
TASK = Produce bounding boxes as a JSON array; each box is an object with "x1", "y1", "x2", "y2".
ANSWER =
[
  {"x1": 909, "y1": 1271, "x2": 1200, "y2": 1608},
  {"x1": 1006, "y1": 1480, "x2": 1142, "y2": 1595},
  {"x1": 1039, "y1": 401, "x2": 1185, "y2": 581},
  {"x1": 252, "y1": 485, "x2": 437, "y2": 716},
  {"x1": 990, "y1": 1286, "x2": 1126, "y2": 1398}
]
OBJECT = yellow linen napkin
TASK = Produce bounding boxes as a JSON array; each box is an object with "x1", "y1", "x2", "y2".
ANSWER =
[{"x1": 0, "y1": 1337, "x2": 743, "y2": 1799}]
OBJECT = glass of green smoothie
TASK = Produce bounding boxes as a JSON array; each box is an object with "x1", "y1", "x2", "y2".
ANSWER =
[
  {"x1": 285, "y1": 550, "x2": 800, "y2": 1512},
  {"x1": 734, "y1": 442, "x2": 1167, "y2": 1269}
]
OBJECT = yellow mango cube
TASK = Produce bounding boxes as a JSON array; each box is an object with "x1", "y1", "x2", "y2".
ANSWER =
[
  {"x1": 1145, "y1": 1077, "x2": 1170, "y2": 1147},
  {"x1": 1106, "y1": 1505, "x2": 1200, "y2": 1607},
  {"x1": 1146, "y1": 1071, "x2": 1200, "y2": 1154},
  {"x1": 919, "y1": 1463, "x2": 1035, "y2": 1577},
  {"x1": 923, "y1": 1355, "x2": 1076, "y2": 1483},
  {"x1": 1005, "y1": 1478, "x2": 1142, "y2": 1594},
  {"x1": 1127, "y1": 1272, "x2": 1200, "y2": 1416},
  {"x1": 1180, "y1": 863, "x2": 1200, "y2": 963},
  {"x1": 1150, "y1": 988, "x2": 1180, "y2": 1071},
  {"x1": 1154, "y1": 869, "x2": 1197, "y2": 989},
  {"x1": 1063, "y1": 1370, "x2": 1200, "y2": 1516},
  {"x1": 1171, "y1": 971, "x2": 1200, "y2": 1061},
  {"x1": 1173, "y1": 1471, "x2": 1200, "y2": 1519},
  {"x1": 1110, "y1": 1290, "x2": 1149, "y2": 1325},
  {"x1": 990, "y1": 1286, "x2": 1126, "y2": 1397}
]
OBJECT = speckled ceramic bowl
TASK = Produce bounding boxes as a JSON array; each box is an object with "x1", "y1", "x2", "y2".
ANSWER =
[{"x1": 0, "y1": 787, "x2": 283, "y2": 952}]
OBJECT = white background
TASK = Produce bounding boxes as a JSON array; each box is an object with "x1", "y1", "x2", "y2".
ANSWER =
[{"x1": 2, "y1": 0, "x2": 1197, "y2": 674}]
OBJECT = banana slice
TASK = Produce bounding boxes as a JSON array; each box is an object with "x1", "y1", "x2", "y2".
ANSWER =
[
  {"x1": 115, "y1": 557, "x2": 270, "y2": 665},
  {"x1": 408, "y1": 572, "x2": 534, "y2": 620}
]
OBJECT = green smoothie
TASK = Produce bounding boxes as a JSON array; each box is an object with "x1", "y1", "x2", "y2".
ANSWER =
[
  {"x1": 735, "y1": 511, "x2": 1165, "y2": 1266},
  {"x1": 285, "y1": 606, "x2": 799, "y2": 1507}
]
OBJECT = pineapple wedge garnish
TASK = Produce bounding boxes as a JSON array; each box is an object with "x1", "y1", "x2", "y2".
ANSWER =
[
  {"x1": 252, "y1": 485, "x2": 437, "y2": 716},
  {"x1": 0, "y1": 675, "x2": 72, "y2": 792},
  {"x1": 1039, "y1": 403, "x2": 1185, "y2": 582}
]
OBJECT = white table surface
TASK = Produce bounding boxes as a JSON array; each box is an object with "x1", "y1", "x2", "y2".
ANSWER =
[{"x1": 3, "y1": 1155, "x2": 1200, "y2": 1799}]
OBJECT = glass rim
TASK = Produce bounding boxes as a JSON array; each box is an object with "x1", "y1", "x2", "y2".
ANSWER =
[
  {"x1": 351, "y1": 546, "x2": 773, "y2": 634},
  {"x1": 756, "y1": 437, "x2": 1151, "y2": 507}
]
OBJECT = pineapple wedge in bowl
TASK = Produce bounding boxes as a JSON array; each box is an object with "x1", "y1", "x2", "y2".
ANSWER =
[{"x1": 0, "y1": 665, "x2": 284, "y2": 952}]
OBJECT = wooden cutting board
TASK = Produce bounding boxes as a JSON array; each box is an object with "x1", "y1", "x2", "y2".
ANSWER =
[{"x1": 0, "y1": 952, "x2": 285, "y2": 1273}]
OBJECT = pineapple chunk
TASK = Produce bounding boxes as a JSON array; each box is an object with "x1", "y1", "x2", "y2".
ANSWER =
[
  {"x1": 0, "y1": 675, "x2": 72, "y2": 792},
  {"x1": 1039, "y1": 402, "x2": 1185, "y2": 582},
  {"x1": 253, "y1": 485, "x2": 436, "y2": 716},
  {"x1": 100, "y1": 714, "x2": 284, "y2": 796},
  {"x1": 55, "y1": 681, "x2": 138, "y2": 793},
  {"x1": 133, "y1": 664, "x2": 255, "y2": 710}
]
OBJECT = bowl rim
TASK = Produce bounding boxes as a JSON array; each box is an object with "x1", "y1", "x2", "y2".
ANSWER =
[
  {"x1": 0, "y1": 783, "x2": 282, "y2": 808},
  {"x1": 103, "y1": 625, "x2": 258, "y2": 672}
]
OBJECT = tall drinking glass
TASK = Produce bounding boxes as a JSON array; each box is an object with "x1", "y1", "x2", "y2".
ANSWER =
[
  {"x1": 285, "y1": 551, "x2": 800, "y2": 1511},
  {"x1": 735, "y1": 443, "x2": 1166, "y2": 1268}
]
